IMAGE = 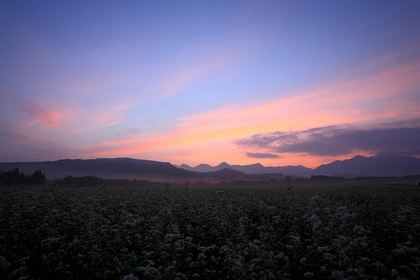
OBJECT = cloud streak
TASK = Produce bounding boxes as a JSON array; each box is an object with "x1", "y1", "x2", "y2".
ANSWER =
[
  {"x1": 20, "y1": 101, "x2": 61, "y2": 128},
  {"x1": 237, "y1": 118, "x2": 420, "y2": 157},
  {"x1": 246, "y1": 152, "x2": 279, "y2": 159}
]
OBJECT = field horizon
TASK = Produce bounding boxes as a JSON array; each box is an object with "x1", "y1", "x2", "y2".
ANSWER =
[{"x1": 1, "y1": 154, "x2": 420, "y2": 183}]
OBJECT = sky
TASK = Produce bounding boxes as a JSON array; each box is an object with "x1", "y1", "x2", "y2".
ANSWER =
[{"x1": 1, "y1": 0, "x2": 420, "y2": 168}]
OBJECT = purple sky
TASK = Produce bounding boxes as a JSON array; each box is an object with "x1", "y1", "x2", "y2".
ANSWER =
[{"x1": 1, "y1": 1, "x2": 419, "y2": 168}]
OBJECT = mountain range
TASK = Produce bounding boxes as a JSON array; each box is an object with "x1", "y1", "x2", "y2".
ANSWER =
[
  {"x1": 179, "y1": 154, "x2": 420, "y2": 177},
  {"x1": 314, "y1": 154, "x2": 420, "y2": 177},
  {"x1": 178, "y1": 162, "x2": 313, "y2": 177},
  {"x1": 0, "y1": 154, "x2": 419, "y2": 181}
]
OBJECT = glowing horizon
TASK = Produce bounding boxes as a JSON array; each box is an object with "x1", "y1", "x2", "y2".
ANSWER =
[{"x1": 1, "y1": 1, "x2": 419, "y2": 169}]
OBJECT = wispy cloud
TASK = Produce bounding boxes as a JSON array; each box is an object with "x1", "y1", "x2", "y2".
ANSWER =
[
  {"x1": 160, "y1": 53, "x2": 237, "y2": 97},
  {"x1": 95, "y1": 103, "x2": 131, "y2": 128},
  {"x1": 117, "y1": 41, "x2": 246, "y2": 110},
  {"x1": 237, "y1": 118, "x2": 420, "y2": 157},
  {"x1": 0, "y1": 130, "x2": 30, "y2": 144},
  {"x1": 20, "y1": 101, "x2": 61, "y2": 128},
  {"x1": 247, "y1": 152, "x2": 279, "y2": 159}
]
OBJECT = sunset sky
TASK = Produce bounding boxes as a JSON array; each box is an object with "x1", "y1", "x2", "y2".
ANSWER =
[{"x1": 1, "y1": 1, "x2": 420, "y2": 168}]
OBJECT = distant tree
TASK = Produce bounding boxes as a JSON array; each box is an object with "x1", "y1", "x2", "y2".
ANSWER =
[
  {"x1": 6, "y1": 167, "x2": 23, "y2": 184},
  {"x1": 30, "y1": 170, "x2": 46, "y2": 185},
  {"x1": 0, "y1": 168, "x2": 46, "y2": 185}
]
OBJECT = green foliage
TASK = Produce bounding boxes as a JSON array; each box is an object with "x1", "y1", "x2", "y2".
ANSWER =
[{"x1": 0, "y1": 185, "x2": 419, "y2": 279}]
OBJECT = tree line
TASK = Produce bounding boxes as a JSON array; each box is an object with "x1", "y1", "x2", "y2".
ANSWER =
[{"x1": 0, "y1": 168, "x2": 46, "y2": 185}]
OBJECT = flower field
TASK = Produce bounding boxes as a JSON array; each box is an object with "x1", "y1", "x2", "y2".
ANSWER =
[{"x1": 1, "y1": 184, "x2": 419, "y2": 279}]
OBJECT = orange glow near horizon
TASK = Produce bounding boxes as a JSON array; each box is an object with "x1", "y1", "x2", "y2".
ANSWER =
[{"x1": 72, "y1": 56, "x2": 420, "y2": 168}]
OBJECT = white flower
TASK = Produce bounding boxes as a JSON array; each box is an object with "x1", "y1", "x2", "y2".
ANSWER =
[
  {"x1": 391, "y1": 268, "x2": 398, "y2": 276},
  {"x1": 304, "y1": 272, "x2": 314, "y2": 277},
  {"x1": 275, "y1": 252, "x2": 285, "y2": 260},
  {"x1": 318, "y1": 246, "x2": 329, "y2": 252},
  {"x1": 331, "y1": 270, "x2": 344, "y2": 279}
]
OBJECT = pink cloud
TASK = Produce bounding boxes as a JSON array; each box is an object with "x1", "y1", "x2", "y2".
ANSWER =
[
  {"x1": 20, "y1": 101, "x2": 61, "y2": 128},
  {"x1": 95, "y1": 103, "x2": 131, "y2": 128}
]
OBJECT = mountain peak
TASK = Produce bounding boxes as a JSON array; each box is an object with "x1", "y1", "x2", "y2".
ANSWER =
[
  {"x1": 351, "y1": 155, "x2": 367, "y2": 160},
  {"x1": 196, "y1": 163, "x2": 212, "y2": 168},
  {"x1": 216, "y1": 162, "x2": 231, "y2": 168},
  {"x1": 315, "y1": 154, "x2": 420, "y2": 177}
]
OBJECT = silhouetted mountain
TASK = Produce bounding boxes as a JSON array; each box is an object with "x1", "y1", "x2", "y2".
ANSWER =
[
  {"x1": 203, "y1": 168, "x2": 250, "y2": 180},
  {"x1": 194, "y1": 164, "x2": 215, "y2": 172},
  {"x1": 177, "y1": 163, "x2": 214, "y2": 172},
  {"x1": 314, "y1": 154, "x2": 420, "y2": 177},
  {"x1": 180, "y1": 162, "x2": 313, "y2": 177},
  {"x1": 273, "y1": 165, "x2": 314, "y2": 177},
  {"x1": 216, "y1": 162, "x2": 231, "y2": 169},
  {"x1": 0, "y1": 158, "x2": 283, "y2": 182},
  {"x1": 177, "y1": 163, "x2": 191, "y2": 169},
  {"x1": 1, "y1": 154, "x2": 419, "y2": 182},
  {"x1": 180, "y1": 155, "x2": 420, "y2": 178}
]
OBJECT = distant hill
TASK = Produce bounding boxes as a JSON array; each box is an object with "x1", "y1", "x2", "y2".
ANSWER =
[
  {"x1": 0, "y1": 158, "x2": 197, "y2": 180},
  {"x1": 202, "y1": 168, "x2": 252, "y2": 181},
  {"x1": 314, "y1": 154, "x2": 420, "y2": 177}
]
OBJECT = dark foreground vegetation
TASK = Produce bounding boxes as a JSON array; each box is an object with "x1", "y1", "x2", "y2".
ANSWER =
[{"x1": 1, "y1": 183, "x2": 419, "y2": 279}]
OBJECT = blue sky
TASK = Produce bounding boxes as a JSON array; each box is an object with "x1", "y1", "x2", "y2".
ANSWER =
[{"x1": 1, "y1": 0, "x2": 419, "y2": 167}]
